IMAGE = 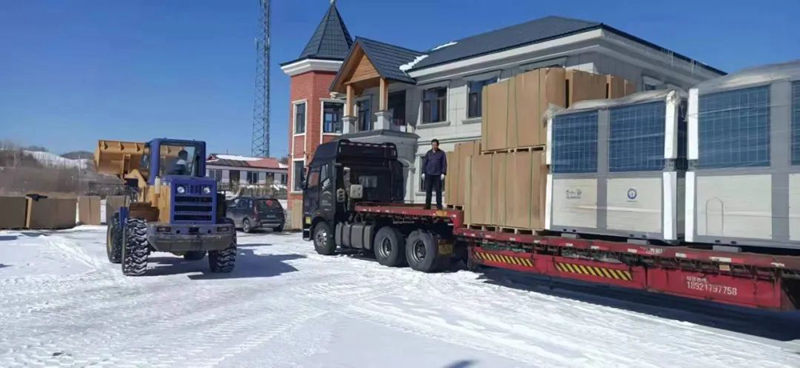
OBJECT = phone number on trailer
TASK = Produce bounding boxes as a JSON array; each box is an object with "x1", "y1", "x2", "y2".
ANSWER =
[{"x1": 685, "y1": 276, "x2": 738, "y2": 296}]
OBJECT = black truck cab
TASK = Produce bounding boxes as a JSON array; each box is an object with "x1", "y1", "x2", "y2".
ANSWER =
[{"x1": 302, "y1": 140, "x2": 405, "y2": 242}]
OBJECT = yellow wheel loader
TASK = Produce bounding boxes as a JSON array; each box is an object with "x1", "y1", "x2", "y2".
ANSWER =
[{"x1": 96, "y1": 138, "x2": 236, "y2": 276}]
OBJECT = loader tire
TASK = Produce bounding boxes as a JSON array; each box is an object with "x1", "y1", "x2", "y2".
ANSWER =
[
  {"x1": 122, "y1": 218, "x2": 150, "y2": 276},
  {"x1": 405, "y1": 230, "x2": 443, "y2": 273},
  {"x1": 106, "y1": 213, "x2": 122, "y2": 264},
  {"x1": 312, "y1": 222, "x2": 336, "y2": 255},
  {"x1": 374, "y1": 226, "x2": 406, "y2": 267},
  {"x1": 209, "y1": 229, "x2": 236, "y2": 273}
]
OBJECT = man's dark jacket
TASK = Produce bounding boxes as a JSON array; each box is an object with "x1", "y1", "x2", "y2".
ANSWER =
[{"x1": 422, "y1": 149, "x2": 447, "y2": 176}]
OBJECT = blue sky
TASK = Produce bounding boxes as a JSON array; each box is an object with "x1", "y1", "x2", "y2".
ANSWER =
[{"x1": 1, "y1": 0, "x2": 798, "y2": 156}]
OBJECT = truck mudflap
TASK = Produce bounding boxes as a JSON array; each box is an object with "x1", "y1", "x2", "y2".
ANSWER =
[
  {"x1": 146, "y1": 223, "x2": 235, "y2": 253},
  {"x1": 470, "y1": 246, "x2": 794, "y2": 310}
]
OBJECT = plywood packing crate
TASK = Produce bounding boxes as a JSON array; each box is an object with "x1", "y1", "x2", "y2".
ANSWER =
[
  {"x1": 504, "y1": 150, "x2": 548, "y2": 230},
  {"x1": 566, "y1": 69, "x2": 607, "y2": 107},
  {"x1": 464, "y1": 150, "x2": 547, "y2": 230},
  {"x1": 546, "y1": 89, "x2": 686, "y2": 241},
  {"x1": 445, "y1": 140, "x2": 481, "y2": 207},
  {"x1": 26, "y1": 197, "x2": 76, "y2": 229},
  {"x1": 482, "y1": 67, "x2": 631, "y2": 152},
  {"x1": 0, "y1": 196, "x2": 28, "y2": 229},
  {"x1": 78, "y1": 196, "x2": 102, "y2": 225},
  {"x1": 687, "y1": 61, "x2": 800, "y2": 250}
]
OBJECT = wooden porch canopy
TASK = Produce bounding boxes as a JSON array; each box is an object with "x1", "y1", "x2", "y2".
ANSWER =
[{"x1": 330, "y1": 38, "x2": 423, "y2": 115}]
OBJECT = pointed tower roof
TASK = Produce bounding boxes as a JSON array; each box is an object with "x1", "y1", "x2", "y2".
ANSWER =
[{"x1": 297, "y1": 1, "x2": 353, "y2": 61}]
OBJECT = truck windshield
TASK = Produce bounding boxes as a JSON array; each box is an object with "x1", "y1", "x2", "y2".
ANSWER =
[{"x1": 159, "y1": 144, "x2": 200, "y2": 176}]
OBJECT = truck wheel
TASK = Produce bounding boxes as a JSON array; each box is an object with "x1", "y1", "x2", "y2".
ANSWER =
[
  {"x1": 374, "y1": 226, "x2": 406, "y2": 267},
  {"x1": 405, "y1": 230, "x2": 442, "y2": 273},
  {"x1": 209, "y1": 231, "x2": 236, "y2": 273},
  {"x1": 106, "y1": 212, "x2": 122, "y2": 264},
  {"x1": 242, "y1": 218, "x2": 253, "y2": 233},
  {"x1": 313, "y1": 222, "x2": 336, "y2": 255},
  {"x1": 183, "y1": 251, "x2": 206, "y2": 261},
  {"x1": 122, "y1": 218, "x2": 150, "y2": 276}
]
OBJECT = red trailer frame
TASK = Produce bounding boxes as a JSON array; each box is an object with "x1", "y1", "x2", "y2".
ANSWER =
[{"x1": 355, "y1": 204, "x2": 800, "y2": 310}]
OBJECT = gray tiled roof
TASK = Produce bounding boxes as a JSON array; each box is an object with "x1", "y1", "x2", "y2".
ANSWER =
[
  {"x1": 410, "y1": 16, "x2": 600, "y2": 71},
  {"x1": 356, "y1": 38, "x2": 424, "y2": 84},
  {"x1": 408, "y1": 16, "x2": 723, "y2": 75},
  {"x1": 297, "y1": 3, "x2": 353, "y2": 61}
]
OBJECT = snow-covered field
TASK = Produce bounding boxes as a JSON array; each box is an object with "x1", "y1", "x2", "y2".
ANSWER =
[{"x1": 2, "y1": 227, "x2": 800, "y2": 367}]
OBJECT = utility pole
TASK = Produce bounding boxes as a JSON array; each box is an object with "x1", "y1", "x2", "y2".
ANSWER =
[{"x1": 251, "y1": 0, "x2": 271, "y2": 157}]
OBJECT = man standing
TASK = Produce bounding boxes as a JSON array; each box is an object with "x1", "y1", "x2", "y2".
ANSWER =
[{"x1": 421, "y1": 139, "x2": 447, "y2": 210}]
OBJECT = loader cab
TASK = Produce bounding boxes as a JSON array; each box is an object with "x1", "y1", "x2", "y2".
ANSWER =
[
  {"x1": 302, "y1": 140, "x2": 404, "y2": 238},
  {"x1": 138, "y1": 139, "x2": 207, "y2": 183}
]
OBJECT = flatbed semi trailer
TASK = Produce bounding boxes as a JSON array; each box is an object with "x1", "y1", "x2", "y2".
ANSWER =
[
  {"x1": 353, "y1": 204, "x2": 800, "y2": 310},
  {"x1": 302, "y1": 140, "x2": 800, "y2": 311}
]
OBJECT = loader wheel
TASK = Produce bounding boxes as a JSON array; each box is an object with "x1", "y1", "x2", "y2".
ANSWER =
[
  {"x1": 374, "y1": 226, "x2": 406, "y2": 267},
  {"x1": 183, "y1": 251, "x2": 206, "y2": 261},
  {"x1": 122, "y1": 218, "x2": 150, "y2": 276},
  {"x1": 312, "y1": 222, "x2": 336, "y2": 255},
  {"x1": 106, "y1": 213, "x2": 122, "y2": 264},
  {"x1": 405, "y1": 230, "x2": 443, "y2": 273},
  {"x1": 209, "y1": 230, "x2": 236, "y2": 273}
]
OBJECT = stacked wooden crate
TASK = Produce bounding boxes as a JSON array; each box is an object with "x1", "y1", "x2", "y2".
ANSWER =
[{"x1": 447, "y1": 67, "x2": 634, "y2": 232}]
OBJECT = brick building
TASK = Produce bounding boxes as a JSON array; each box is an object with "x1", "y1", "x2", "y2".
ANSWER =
[{"x1": 280, "y1": 2, "x2": 352, "y2": 211}]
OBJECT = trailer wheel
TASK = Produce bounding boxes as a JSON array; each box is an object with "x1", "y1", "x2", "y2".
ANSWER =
[
  {"x1": 313, "y1": 222, "x2": 336, "y2": 255},
  {"x1": 373, "y1": 226, "x2": 406, "y2": 267},
  {"x1": 405, "y1": 230, "x2": 442, "y2": 273}
]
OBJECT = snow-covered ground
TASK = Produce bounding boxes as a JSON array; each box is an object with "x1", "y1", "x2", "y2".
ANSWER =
[{"x1": 2, "y1": 227, "x2": 800, "y2": 367}]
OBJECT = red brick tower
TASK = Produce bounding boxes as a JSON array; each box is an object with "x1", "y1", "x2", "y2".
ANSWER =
[{"x1": 280, "y1": 1, "x2": 352, "y2": 211}]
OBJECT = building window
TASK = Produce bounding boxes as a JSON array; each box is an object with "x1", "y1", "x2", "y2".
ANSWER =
[
  {"x1": 609, "y1": 102, "x2": 666, "y2": 172},
  {"x1": 292, "y1": 160, "x2": 305, "y2": 192},
  {"x1": 294, "y1": 102, "x2": 306, "y2": 134},
  {"x1": 388, "y1": 91, "x2": 406, "y2": 126},
  {"x1": 207, "y1": 169, "x2": 222, "y2": 181},
  {"x1": 467, "y1": 78, "x2": 496, "y2": 118},
  {"x1": 323, "y1": 101, "x2": 343, "y2": 133},
  {"x1": 422, "y1": 87, "x2": 447, "y2": 123},
  {"x1": 551, "y1": 111, "x2": 598, "y2": 173},
  {"x1": 229, "y1": 170, "x2": 240, "y2": 184},
  {"x1": 698, "y1": 86, "x2": 770, "y2": 168},
  {"x1": 246, "y1": 171, "x2": 259, "y2": 185},
  {"x1": 357, "y1": 99, "x2": 371, "y2": 131},
  {"x1": 792, "y1": 82, "x2": 800, "y2": 165}
]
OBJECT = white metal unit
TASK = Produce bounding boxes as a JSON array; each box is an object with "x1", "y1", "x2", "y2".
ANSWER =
[
  {"x1": 687, "y1": 61, "x2": 800, "y2": 249},
  {"x1": 546, "y1": 90, "x2": 685, "y2": 241}
]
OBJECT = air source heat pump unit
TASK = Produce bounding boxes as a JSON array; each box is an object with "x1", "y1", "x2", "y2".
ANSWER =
[
  {"x1": 546, "y1": 89, "x2": 686, "y2": 242},
  {"x1": 686, "y1": 61, "x2": 800, "y2": 250}
]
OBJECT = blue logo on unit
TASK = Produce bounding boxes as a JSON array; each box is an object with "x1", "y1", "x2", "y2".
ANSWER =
[{"x1": 627, "y1": 188, "x2": 638, "y2": 200}]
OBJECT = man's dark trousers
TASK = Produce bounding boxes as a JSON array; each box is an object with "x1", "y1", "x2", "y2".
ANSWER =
[{"x1": 425, "y1": 174, "x2": 443, "y2": 209}]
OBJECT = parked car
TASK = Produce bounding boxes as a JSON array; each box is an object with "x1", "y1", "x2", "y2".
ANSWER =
[{"x1": 226, "y1": 196, "x2": 285, "y2": 233}]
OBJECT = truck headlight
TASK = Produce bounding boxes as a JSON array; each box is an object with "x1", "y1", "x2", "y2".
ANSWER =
[
  {"x1": 176, "y1": 185, "x2": 186, "y2": 194},
  {"x1": 202, "y1": 186, "x2": 211, "y2": 194}
]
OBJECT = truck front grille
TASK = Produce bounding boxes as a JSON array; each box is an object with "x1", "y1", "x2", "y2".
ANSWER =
[{"x1": 172, "y1": 185, "x2": 214, "y2": 223}]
